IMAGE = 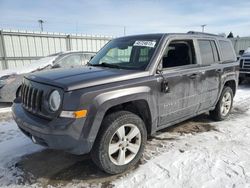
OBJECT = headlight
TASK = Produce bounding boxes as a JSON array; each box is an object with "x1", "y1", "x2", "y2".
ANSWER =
[{"x1": 48, "y1": 90, "x2": 61, "y2": 112}]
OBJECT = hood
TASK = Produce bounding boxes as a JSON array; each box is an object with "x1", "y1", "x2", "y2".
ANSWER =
[
  {"x1": 0, "y1": 56, "x2": 57, "y2": 78},
  {"x1": 25, "y1": 66, "x2": 149, "y2": 91},
  {"x1": 242, "y1": 53, "x2": 250, "y2": 58}
]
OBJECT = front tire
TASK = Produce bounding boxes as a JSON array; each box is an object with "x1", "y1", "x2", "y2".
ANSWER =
[
  {"x1": 91, "y1": 111, "x2": 147, "y2": 174},
  {"x1": 210, "y1": 87, "x2": 233, "y2": 121}
]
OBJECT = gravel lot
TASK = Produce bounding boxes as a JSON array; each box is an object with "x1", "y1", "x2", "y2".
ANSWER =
[{"x1": 0, "y1": 84, "x2": 250, "y2": 188}]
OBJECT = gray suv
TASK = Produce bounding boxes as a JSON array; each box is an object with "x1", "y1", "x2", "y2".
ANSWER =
[{"x1": 12, "y1": 32, "x2": 238, "y2": 174}]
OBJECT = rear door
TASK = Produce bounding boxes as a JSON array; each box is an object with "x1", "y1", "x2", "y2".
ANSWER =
[{"x1": 196, "y1": 39, "x2": 221, "y2": 111}]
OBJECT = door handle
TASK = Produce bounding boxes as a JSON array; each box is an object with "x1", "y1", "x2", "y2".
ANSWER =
[
  {"x1": 216, "y1": 69, "x2": 223, "y2": 73},
  {"x1": 188, "y1": 73, "x2": 199, "y2": 79}
]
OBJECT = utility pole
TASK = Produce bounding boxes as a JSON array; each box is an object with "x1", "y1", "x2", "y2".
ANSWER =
[
  {"x1": 201, "y1": 24, "x2": 207, "y2": 32},
  {"x1": 38, "y1": 19, "x2": 44, "y2": 32}
]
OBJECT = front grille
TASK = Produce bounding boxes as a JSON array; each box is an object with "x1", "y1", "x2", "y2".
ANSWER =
[
  {"x1": 241, "y1": 59, "x2": 250, "y2": 70},
  {"x1": 21, "y1": 83, "x2": 43, "y2": 113}
]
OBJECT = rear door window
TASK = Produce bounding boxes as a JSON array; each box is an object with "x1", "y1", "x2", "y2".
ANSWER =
[{"x1": 198, "y1": 40, "x2": 214, "y2": 65}]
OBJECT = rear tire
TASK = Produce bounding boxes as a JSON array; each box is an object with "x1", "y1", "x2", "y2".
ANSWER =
[
  {"x1": 210, "y1": 87, "x2": 233, "y2": 121},
  {"x1": 91, "y1": 111, "x2": 147, "y2": 174}
]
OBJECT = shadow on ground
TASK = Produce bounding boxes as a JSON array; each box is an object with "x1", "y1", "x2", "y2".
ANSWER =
[
  {"x1": 156, "y1": 113, "x2": 218, "y2": 136},
  {"x1": 15, "y1": 149, "x2": 122, "y2": 187}
]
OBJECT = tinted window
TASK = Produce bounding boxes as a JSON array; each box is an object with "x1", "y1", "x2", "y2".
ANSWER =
[
  {"x1": 198, "y1": 40, "x2": 214, "y2": 65},
  {"x1": 219, "y1": 40, "x2": 235, "y2": 61},
  {"x1": 162, "y1": 40, "x2": 196, "y2": 68}
]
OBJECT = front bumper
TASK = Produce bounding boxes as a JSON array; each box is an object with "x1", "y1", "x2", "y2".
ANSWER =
[
  {"x1": 12, "y1": 102, "x2": 93, "y2": 154},
  {"x1": 239, "y1": 71, "x2": 250, "y2": 79}
]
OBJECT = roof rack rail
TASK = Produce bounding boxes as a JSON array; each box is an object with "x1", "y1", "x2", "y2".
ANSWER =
[{"x1": 187, "y1": 31, "x2": 223, "y2": 37}]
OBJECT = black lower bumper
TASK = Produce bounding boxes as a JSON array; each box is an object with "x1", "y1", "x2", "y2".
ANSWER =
[
  {"x1": 12, "y1": 102, "x2": 93, "y2": 155},
  {"x1": 239, "y1": 72, "x2": 250, "y2": 79}
]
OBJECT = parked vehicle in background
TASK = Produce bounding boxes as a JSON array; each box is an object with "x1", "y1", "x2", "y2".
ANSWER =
[
  {"x1": 12, "y1": 32, "x2": 238, "y2": 174},
  {"x1": 0, "y1": 51, "x2": 94, "y2": 102},
  {"x1": 239, "y1": 47, "x2": 250, "y2": 83}
]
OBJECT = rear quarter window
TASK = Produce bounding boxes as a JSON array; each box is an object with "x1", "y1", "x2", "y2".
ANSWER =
[{"x1": 219, "y1": 40, "x2": 236, "y2": 62}]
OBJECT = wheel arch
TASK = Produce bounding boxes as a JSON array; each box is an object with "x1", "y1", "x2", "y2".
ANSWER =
[
  {"x1": 224, "y1": 80, "x2": 236, "y2": 96},
  {"x1": 104, "y1": 99, "x2": 153, "y2": 135},
  {"x1": 83, "y1": 86, "x2": 155, "y2": 150}
]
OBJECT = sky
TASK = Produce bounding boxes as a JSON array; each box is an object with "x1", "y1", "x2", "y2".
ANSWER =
[{"x1": 0, "y1": 0, "x2": 250, "y2": 37}]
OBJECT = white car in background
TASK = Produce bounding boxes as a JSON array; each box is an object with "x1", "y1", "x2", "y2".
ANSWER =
[{"x1": 0, "y1": 51, "x2": 94, "y2": 102}]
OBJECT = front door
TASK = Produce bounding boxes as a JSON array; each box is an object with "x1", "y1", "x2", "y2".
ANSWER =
[{"x1": 156, "y1": 39, "x2": 202, "y2": 127}]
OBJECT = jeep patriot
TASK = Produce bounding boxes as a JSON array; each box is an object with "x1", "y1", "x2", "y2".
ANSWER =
[{"x1": 12, "y1": 31, "x2": 239, "y2": 174}]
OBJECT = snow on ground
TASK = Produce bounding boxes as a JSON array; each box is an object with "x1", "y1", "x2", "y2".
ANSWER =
[
  {"x1": 113, "y1": 85, "x2": 250, "y2": 188},
  {"x1": 0, "y1": 107, "x2": 11, "y2": 114},
  {"x1": 0, "y1": 84, "x2": 249, "y2": 188},
  {"x1": 0, "y1": 116, "x2": 43, "y2": 186}
]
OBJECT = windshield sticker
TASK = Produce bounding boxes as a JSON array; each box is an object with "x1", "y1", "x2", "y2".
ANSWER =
[{"x1": 133, "y1": 41, "x2": 156, "y2": 48}]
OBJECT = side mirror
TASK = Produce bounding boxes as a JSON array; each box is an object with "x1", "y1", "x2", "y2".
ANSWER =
[
  {"x1": 156, "y1": 61, "x2": 163, "y2": 74},
  {"x1": 90, "y1": 56, "x2": 94, "y2": 60},
  {"x1": 239, "y1": 50, "x2": 245, "y2": 56}
]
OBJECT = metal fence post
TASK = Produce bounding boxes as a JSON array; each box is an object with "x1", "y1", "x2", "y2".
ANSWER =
[
  {"x1": 66, "y1": 34, "x2": 71, "y2": 51},
  {"x1": 0, "y1": 30, "x2": 8, "y2": 70}
]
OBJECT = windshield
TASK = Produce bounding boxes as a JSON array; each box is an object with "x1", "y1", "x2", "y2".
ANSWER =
[
  {"x1": 89, "y1": 36, "x2": 161, "y2": 70},
  {"x1": 31, "y1": 55, "x2": 58, "y2": 65}
]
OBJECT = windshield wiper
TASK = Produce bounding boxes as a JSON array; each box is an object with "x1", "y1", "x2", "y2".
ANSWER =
[{"x1": 89, "y1": 62, "x2": 121, "y2": 69}]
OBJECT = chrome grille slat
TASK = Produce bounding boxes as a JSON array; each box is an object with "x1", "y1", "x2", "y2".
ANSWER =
[
  {"x1": 30, "y1": 88, "x2": 35, "y2": 110},
  {"x1": 21, "y1": 83, "x2": 43, "y2": 113},
  {"x1": 24, "y1": 85, "x2": 28, "y2": 106},
  {"x1": 242, "y1": 59, "x2": 250, "y2": 70},
  {"x1": 36, "y1": 90, "x2": 43, "y2": 111}
]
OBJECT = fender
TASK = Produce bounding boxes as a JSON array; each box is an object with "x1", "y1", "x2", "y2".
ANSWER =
[
  {"x1": 214, "y1": 74, "x2": 237, "y2": 106},
  {"x1": 81, "y1": 86, "x2": 153, "y2": 145}
]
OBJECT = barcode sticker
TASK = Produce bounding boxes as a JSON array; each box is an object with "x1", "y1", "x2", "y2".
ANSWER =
[{"x1": 133, "y1": 41, "x2": 156, "y2": 48}]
